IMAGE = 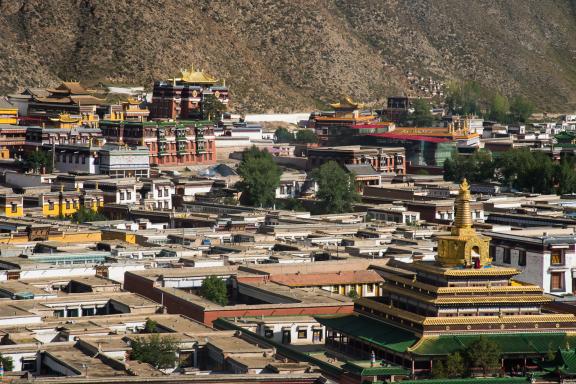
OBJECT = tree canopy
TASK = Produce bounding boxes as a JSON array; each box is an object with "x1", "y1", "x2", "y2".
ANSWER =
[
  {"x1": 445, "y1": 81, "x2": 484, "y2": 116},
  {"x1": 432, "y1": 339, "x2": 499, "y2": 379},
  {"x1": 0, "y1": 353, "x2": 13, "y2": 371},
  {"x1": 130, "y1": 334, "x2": 177, "y2": 369},
  {"x1": 509, "y1": 96, "x2": 534, "y2": 123},
  {"x1": 294, "y1": 129, "x2": 318, "y2": 144},
  {"x1": 443, "y1": 148, "x2": 576, "y2": 195},
  {"x1": 202, "y1": 94, "x2": 226, "y2": 122},
  {"x1": 497, "y1": 149, "x2": 556, "y2": 194},
  {"x1": 412, "y1": 98, "x2": 434, "y2": 127},
  {"x1": 488, "y1": 92, "x2": 510, "y2": 123},
  {"x1": 443, "y1": 150, "x2": 495, "y2": 183},
  {"x1": 274, "y1": 128, "x2": 317, "y2": 144},
  {"x1": 465, "y1": 336, "x2": 501, "y2": 376},
  {"x1": 432, "y1": 352, "x2": 465, "y2": 379},
  {"x1": 236, "y1": 146, "x2": 282, "y2": 207},
  {"x1": 312, "y1": 161, "x2": 359, "y2": 213},
  {"x1": 20, "y1": 150, "x2": 53, "y2": 174},
  {"x1": 274, "y1": 127, "x2": 294, "y2": 143},
  {"x1": 70, "y1": 206, "x2": 106, "y2": 223},
  {"x1": 143, "y1": 318, "x2": 158, "y2": 333},
  {"x1": 200, "y1": 275, "x2": 228, "y2": 306},
  {"x1": 445, "y1": 80, "x2": 534, "y2": 123}
]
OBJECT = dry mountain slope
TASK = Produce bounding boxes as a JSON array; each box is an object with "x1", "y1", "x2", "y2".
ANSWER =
[{"x1": 1, "y1": 0, "x2": 575, "y2": 112}]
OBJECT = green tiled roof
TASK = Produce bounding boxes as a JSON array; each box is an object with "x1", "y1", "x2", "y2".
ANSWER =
[
  {"x1": 342, "y1": 360, "x2": 408, "y2": 376},
  {"x1": 541, "y1": 348, "x2": 576, "y2": 375},
  {"x1": 411, "y1": 334, "x2": 576, "y2": 357},
  {"x1": 559, "y1": 349, "x2": 576, "y2": 375},
  {"x1": 315, "y1": 315, "x2": 418, "y2": 353}
]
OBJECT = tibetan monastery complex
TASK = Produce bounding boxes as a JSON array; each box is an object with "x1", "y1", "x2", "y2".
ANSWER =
[
  {"x1": 150, "y1": 67, "x2": 230, "y2": 120},
  {"x1": 318, "y1": 180, "x2": 576, "y2": 376}
]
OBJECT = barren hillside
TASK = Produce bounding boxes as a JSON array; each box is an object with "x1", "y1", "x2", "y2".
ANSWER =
[{"x1": 1, "y1": 0, "x2": 575, "y2": 112}]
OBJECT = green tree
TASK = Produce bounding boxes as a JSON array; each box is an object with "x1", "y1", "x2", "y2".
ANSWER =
[
  {"x1": 488, "y1": 92, "x2": 509, "y2": 123},
  {"x1": 21, "y1": 150, "x2": 53, "y2": 174},
  {"x1": 130, "y1": 334, "x2": 177, "y2": 369},
  {"x1": 0, "y1": 353, "x2": 13, "y2": 371},
  {"x1": 556, "y1": 158, "x2": 576, "y2": 195},
  {"x1": 431, "y1": 360, "x2": 446, "y2": 379},
  {"x1": 446, "y1": 352, "x2": 465, "y2": 378},
  {"x1": 465, "y1": 336, "x2": 501, "y2": 377},
  {"x1": 443, "y1": 150, "x2": 495, "y2": 183},
  {"x1": 276, "y1": 198, "x2": 306, "y2": 211},
  {"x1": 222, "y1": 196, "x2": 238, "y2": 205},
  {"x1": 294, "y1": 129, "x2": 318, "y2": 144},
  {"x1": 202, "y1": 94, "x2": 226, "y2": 122},
  {"x1": 200, "y1": 275, "x2": 228, "y2": 306},
  {"x1": 496, "y1": 149, "x2": 555, "y2": 194},
  {"x1": 274, "y1": 127, "x2": 294, "y2": 143},
  {"x1": 509, "y1": 96, "x2": 534, "y2": 123},
  {"x1": 312, "y1": 161, "x2": 359, "y2": 214},
  {"x1": 237, "y1": 146, "x2": 282, "y2": 207},
  {"x1": 412, "y1": 98, "x2": 434, "y2": 127},
  {"x1": 347, "y1": 289, "x2": 359, "y2": 299},
  {"x1": 70, "y1": 206, "x2": 106, "y2": 223},
  {"x1": 143, "y1": 318, "x2": 158, "y2": 333},
  {"x1": 445, "y1": 81, "x2": 483, "y2": 115}
]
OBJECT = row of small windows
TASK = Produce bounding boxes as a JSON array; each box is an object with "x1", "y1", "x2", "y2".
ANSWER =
[
  {"x1": 491, "y1": 246, "x2": 527, "y2": 267},
  {"x1": 492, "y1": 246, "x2": 565, "y2": 267}
]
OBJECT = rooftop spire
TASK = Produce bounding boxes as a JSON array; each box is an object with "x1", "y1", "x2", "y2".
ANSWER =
[
  {"x1": 453, "y1": 178, "x2": 472, "y2": 234},
  {"x1": 436, "y1": 178, "x2": 491, "y2": 268}
]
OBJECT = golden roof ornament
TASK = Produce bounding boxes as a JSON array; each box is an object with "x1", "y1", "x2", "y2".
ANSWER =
[
  {"x1": 435, "y1": 178, "x2": 491, "y2": 268},
  {"x1": 453, "y1": 178, "x2": 473, "y2": 234}
]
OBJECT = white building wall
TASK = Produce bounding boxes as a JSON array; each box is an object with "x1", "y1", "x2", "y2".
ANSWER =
[
  {"x1": 55, "y1": 155, "x2": 97, "y2": 174},
  {"x1": 0, "y1": 316, "x2": 42, "y2": 326},
  {"x1": 257, "y1": 322, "x2": 325, "y2": 345},
  {"x1": 107, "y1": 264, "x2": 147, "y2": 284},
  {"x1": 21, "y1": 267, "x2": 95, "y2": 279}
]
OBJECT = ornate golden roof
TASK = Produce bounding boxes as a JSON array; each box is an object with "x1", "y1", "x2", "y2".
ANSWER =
[
  {"x1": 173, "y1": 67, "x2": 218, "y2": 84},
  {"x1": 330, "y1": 96, "x2": 362, "y2": 109},
  {"x1": 49, "y1": 113, "x2": 81, "y2": 124}
]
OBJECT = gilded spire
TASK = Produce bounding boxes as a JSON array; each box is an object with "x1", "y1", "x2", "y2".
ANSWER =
[
  {"x1": 453, "y1": 178, "x2": 473, "y2": 234},
  {"x1": 436, "y1": 178, "x2": 491, "y2": 268}
]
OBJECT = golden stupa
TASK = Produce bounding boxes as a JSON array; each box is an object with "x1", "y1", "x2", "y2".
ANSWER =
[{"x1": 436, "y1": 179, "x2": 491, "y2": 268}]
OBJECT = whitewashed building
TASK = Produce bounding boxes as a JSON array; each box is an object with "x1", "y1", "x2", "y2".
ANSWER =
[{"x1": 488, "y1": 228, "x2": 576, "y2": 296}]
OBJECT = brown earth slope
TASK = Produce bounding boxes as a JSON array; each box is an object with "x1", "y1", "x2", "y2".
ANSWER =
[{"x1": 1, "y1": 0, "x2": 575, "y2": 112}]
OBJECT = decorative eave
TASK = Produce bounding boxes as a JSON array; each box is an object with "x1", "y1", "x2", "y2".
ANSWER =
[
  {"x1": 422, "y1": 314, "x2": 576, "y2": 326},
  {"x1": 407, "y1": 262, "x2": 519, "y2": 277},
  {"x1": 433, "y1": 295, "x2": 552, "y2": 305},
  {"x1": 379, "y1": 269, "x2": 543, "y2": 295},
  {"x1": 436, "y1": 285, "x2": 543, "y2": 294}
]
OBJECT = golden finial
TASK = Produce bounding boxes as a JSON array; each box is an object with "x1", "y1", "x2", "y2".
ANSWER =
[
  {"x1": 60, "y1": 184, "x2": 64, "y2": 193},
  {"x1": 460, "y1": 178, "x2": 470, "y2": 193},
  {"x1": 95, "y1": 182, "x2": 99, "y2": 190},
  {"x1": 453, "y1": 178, "x2": 473, "y2": 231}
]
